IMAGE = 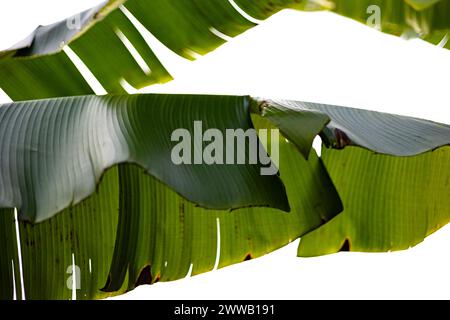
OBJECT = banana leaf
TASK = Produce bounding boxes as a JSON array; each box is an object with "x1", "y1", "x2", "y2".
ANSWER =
[{"x1": 0, "y1": 94, "x2": 449, "y2": 299}]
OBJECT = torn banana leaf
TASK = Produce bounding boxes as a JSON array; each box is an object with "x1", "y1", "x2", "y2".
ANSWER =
[
  {"x1": 0, "y1": 94, "x2": 343, "y2": 299},
  {"x1": 1, "y1": 0, "x2": 449, "y2": 101},
  {"x1": 254, "y1": 98, "x2": 450, "y2": 255},
  {"x1": 0, "y1": 94, "x2": 291, "y2": 223},
  {"x1": 319, "y1": 0, "x2": 450, "y2": 39},
  {"x1": 0, "y1": 0, "x2": 256, "y2": 99},
  {"x1": 18, "y1": 168, "x2": 123, "y2": 300}
]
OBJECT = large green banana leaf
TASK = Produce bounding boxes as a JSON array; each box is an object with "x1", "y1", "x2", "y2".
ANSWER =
[
  {"x1": 1, "y1": 0, "x2": 449, "y2": 100},
  {"x1": 0, "y1": 94, "x2": 291, "y2": 223},
  {"x1": 257, "y1": 99, "x2": 450, "y2": 156}
]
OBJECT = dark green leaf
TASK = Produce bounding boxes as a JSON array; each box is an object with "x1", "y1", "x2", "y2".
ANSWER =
[{"x1": 0, "y1": 94, "x2": 290, "y2": 223}]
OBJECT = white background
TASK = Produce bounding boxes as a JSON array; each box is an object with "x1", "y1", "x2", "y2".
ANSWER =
[{"x1": 1, "y1": 1, "x2": 450, "y2": 300}]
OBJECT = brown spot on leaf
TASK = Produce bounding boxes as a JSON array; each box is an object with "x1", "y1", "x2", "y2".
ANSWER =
[
  {"x1": 25, "y1": 239, "x2": 35, "y2": 247},
  {"x1": 135, "y1": 265, "x2": 159, "y2": 286},
  {"x1": 244, "y1": 254, "x2": 253, "y2": 261},
  {"x1": 339, "y1": 239, "x2": 351, "y2": 252}
]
